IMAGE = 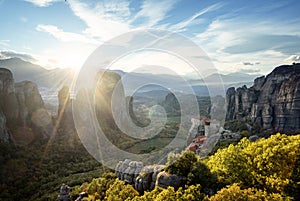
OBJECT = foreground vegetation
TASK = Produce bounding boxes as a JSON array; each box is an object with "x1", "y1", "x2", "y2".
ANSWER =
[
  {"x1": 0, "y1": 133, "x2": 105, "y2": 201},
  {"x1": 72, "y1": 133, "x2": 299, "y2": 201},
  {"x1": 1, "y1": 132, "x2": 299, "y2": 200}
]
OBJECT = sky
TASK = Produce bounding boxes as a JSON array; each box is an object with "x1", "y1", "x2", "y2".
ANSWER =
[{"x1": 0, "y1": 0, "x2": 300, "y2": 75}]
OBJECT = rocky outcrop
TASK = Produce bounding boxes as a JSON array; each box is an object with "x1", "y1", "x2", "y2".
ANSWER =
[
  {"x1": 57, "y1": 86, "x2": 75, "y2": 136},
  {"x1": 0, "y1": 68, "x2": 18, "y2": 124},
  {"x1": 14, "y1": 81, "x2": 53, "y2": 138},
  {"x1": 0, "y1": 111, "x2": 9, "y2": 142},
  {"x1": 161, "y1": 93, "x2": 180, "y2": 116},
  {"x1": 226, "y1": 64, "x2": 300, "y2": 133},
  {"x1": 0, "y1": 68, "x2": 53, "y2": 143},
  {"x1": 58, "y1": 184, "x2": 70, "y2": 201},
  {"x1": 135, "y1": 164, "x2": 165, "y2": 193},
  {"x1": 0, "y1": 68, "x2": 17, "y2": 142},
  {"x1": 116, "y1": 159, "x2": 166, "y2": 193},
  {"x1": 156, "y1": 171, "x2": 185, "y2": 190},
  {"x1": 115, "y1": 159, "x2": 144, "y2": 184}
]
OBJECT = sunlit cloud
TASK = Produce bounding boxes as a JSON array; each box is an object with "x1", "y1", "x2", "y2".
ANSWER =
[
  {"x1": 17, "y1": 0, "x2": 300, "y2": 74},
  {"x1": 23, "y1": 0, "x2": 63, "y2": 7},
  {"x1": 0, "y1": 50, "x2": 37, "y2": 63},
  {"x1": 131, "y1": 0, "x2": 178, "y2": 27},
  {"x1": 68, "y1": 0, "x2": 132, "y2": 41},
  {"x1": 36, "y1": 24, "x2": 99, "y2": 44},
  {"x1": 285, "y1": 55, "x2": 300, "y2": 63}
]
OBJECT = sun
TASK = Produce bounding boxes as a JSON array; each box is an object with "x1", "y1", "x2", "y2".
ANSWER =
[{"x1": 36, "y1": 43, "x2": 97, "y2": 71}]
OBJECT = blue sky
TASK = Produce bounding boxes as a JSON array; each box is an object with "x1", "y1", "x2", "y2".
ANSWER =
[{"x1": 0, "y1": 0, "x2": 300, "y2": 75}]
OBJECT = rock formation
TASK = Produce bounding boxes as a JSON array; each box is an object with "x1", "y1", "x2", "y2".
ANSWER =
[
  {"x1": 0, "y1": 68, "x2": 53, "y2": 143},
  {"x1": 58, "y1": 184, "x2": 71, "y2": 201},
  {"x1": 57, "y1": 86, "x2": 75, "y2": 136},
  {"x1": 134, "y1": 164, "x2": 165, "y2": 193},
  {"x1": 156, "y1": 171, "x2": 185, "y2": 190},
  {"x1": 226, "y1": 64, "x2": 300, "y2": 134},
  {"x1": 116, "y1": 159, "x2": 167, "y2": 193},
  {"x1": 0, "y1": 111, "x2": 9, "y2": 142},
  {"x1": 0, "y1": 68, "x2": 18, "y2": 124},
  {"x1": 0, "y1": 68, "x2": 17, "y2": 142},
  {"x1": 115, "y1": 159, "x2": 144, "y2": 184},
  {"x1": 116, "y1": 159, "x2": 185, "y2": 193}
]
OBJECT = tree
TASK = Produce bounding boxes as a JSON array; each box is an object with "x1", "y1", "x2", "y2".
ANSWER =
[
  {"x1": 165, "y1": 150, "x2": 217, "y2": 191},
  {"x1": 207, "y1": 133, "x2": 300, "y2": 196},
  {"x1": 208, "y1": 183, "x2": 290, "y2": 201},
  {"x1": 105, "y1": 179, "x2": 139, "y2": 201}
]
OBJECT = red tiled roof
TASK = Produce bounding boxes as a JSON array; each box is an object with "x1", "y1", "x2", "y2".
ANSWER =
[
  {"x1": 188, "y1": 143, "x2": 199, "y2": 152},
  {"x1": 192, "y1": 136, "x2": 207, "y2": 144}
]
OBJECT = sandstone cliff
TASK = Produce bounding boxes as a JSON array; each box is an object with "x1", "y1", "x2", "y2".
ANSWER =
[{"x1": 226, "y1": 63, "x2": 300, "y2": 134}]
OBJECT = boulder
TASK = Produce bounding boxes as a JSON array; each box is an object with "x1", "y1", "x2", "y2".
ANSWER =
[
  {"x1": 249, "y1": 135, "x2": 259, "y2": 142},
  {"x1": 116, "y1": 159, "x2": 166, "y2": 193},
  {"x1": 58, "y1": 184, "x2": 70, "y2": 201},
  {"x1": 115, "y1": 159, "x2": 144, "y2": 185},
  {"x1": 156, "y1": 171, "x2": 185, "y2": 190}
]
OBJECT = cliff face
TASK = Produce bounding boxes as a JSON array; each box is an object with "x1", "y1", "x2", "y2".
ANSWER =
[
  {"x1": 0, "y1": 68, "x2": 53, "y2": 143},
  {"x1": 0, "y1": 68, "x2": 16, "y2": 142},
  {"x1": 57, "y1": 86, "x2": 75, "y2": 136},
  {"x1": 226, "y1": 64, "x2": 300, "y2": 133}
]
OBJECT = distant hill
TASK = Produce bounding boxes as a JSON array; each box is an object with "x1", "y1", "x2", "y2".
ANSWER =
[
  {"x1": 189, "y1": 72, "x2": 259, "y2": 86},
  {"x1": 0, "y1": 57, "x2": 257, "y2": 104},
  {"x1": 0, "y1": 57, "x2": 75, "y2": 88}
]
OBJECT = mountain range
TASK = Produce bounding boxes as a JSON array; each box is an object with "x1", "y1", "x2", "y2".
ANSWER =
[
  {"x1": 0, "y1": 57, "x2": 75, "y2": 89},
  {"x1": 0, "y1": 57, "x2": 260, "y2": 102}
]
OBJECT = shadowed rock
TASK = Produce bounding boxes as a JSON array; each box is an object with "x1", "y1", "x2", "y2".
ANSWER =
[
  {"x1": 0, "y1": 68, "x2": 54, "y2": 143},
  {"x1": 226, "y1": 64, "x2": 300, "y2": 134}
]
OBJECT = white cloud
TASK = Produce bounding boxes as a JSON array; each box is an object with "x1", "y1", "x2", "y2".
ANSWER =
[
  {"x1": 0, "y1": 40, "x2": 10, "y2": 47},
  {"x1": 23, "y1": 0, "x2": 63, "y2": 7},
  {"x1": 68, "y1": 0, "x2": 132, "y2": 41},
  {"x1": 237, "y1": 67, "x2": 261, "y2": 74},
  {"x1": 285, "y1": 55, "x2": 300, "y2": 63},
  {"x1": 33, "y1": 0, "x2": 219, "y2": 45},
  {"x1": 0, "y1": 50, "x2": 37, "y2": 62},
  {"x1": 131, "y1": 0, "x2": 178, "y2": 28},
  {"x1": 36, "y1": 24, "x2": 99, "y2": 44},
  {"x1": 42, "y1": 0, "x2": 182, "y2": 43},
  {"x1": 242, "y1": 61, "x2": 260, "y2": 66},
  {"x1": 195, "y1": 18, "x2": 300, "y2": 74},
  {"x1": 169, "y1": 3, "x2": 224, "y2": 32}
]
